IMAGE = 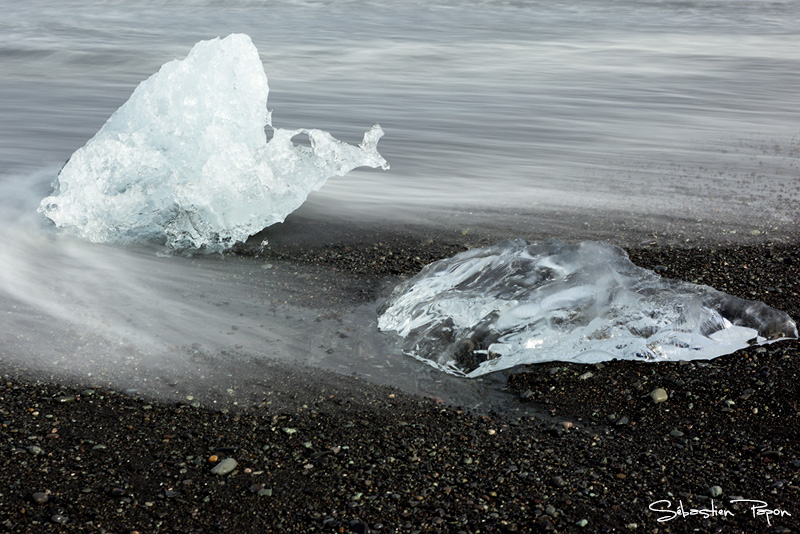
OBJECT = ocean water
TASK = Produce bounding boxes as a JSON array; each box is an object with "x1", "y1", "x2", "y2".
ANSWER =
[{"x1": 1, "y1": 0, "x2": 798, "y2": 407}]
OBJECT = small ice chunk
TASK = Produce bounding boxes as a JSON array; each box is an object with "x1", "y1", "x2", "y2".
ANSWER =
[
  {"x1": 38, "y1": 34, "x2": 388, "y2": 253},
  {"x1": 377, "y1": 239, "x2": 797, "y2": 377}
]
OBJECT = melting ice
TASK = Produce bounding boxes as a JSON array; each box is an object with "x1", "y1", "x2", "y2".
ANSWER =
[
  {"x1": 38, "y1": 34, "x2": 388, "y2": 253},
  {"x1": 378, "y1": 239, "x2": 797, "y2": 377}
]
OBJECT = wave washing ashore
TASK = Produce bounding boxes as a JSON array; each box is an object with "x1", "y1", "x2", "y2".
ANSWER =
[
  {"x1": 34, "y1": 34, "x2": 797, "y2": 382},
  {"x1": 2, "y1": 1, "x2": 800, "y2": 530}
]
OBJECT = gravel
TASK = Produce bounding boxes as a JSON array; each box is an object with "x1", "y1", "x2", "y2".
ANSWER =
[{"x1": 1, "y1": 234, "x2": 798, "y2": 533}]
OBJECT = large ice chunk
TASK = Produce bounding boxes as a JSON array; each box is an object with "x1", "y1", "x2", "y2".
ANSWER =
[
  {"x1": 378, "y1": 239, "x2": 797, "y2": 377},
  {"x1": 38, "y1": 34, "x2": 388, "y2": 253}
]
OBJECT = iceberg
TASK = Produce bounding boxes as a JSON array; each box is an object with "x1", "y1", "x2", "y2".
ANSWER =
[
  {"x1": 38, "y1": 34, "x2": 388, "y2": 253},
  {"x1": 378, "y1": 239, "x2": 797, "y2": 377}
]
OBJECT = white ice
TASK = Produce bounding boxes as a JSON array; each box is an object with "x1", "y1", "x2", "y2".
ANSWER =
[
  {"x1": 38, "y1": 34, "x2": 388, "y2": 253},
  {"x1": 378, "y1": 239, "x2": 797, "y2": 377}
]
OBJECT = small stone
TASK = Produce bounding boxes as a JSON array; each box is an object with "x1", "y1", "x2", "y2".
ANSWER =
[
  {"x1": 282, "y1": 427, "x2": 297, "y2": 435},
  {"x1": 650, "y1": 388, "x2": 668, "y2": 404},
  {"x1": 257, "y1": 488, "x2": 272, "y2": 497},
  {"x1": 210, "y1": 458, "x2": 238, "y2": 475},
  {"x1": 31, "y1": 492, "x2": 49, "y2": 504},
  {"x1": 578, "y1": 371, "x2": 594, "y2": 380},
  {"x1": 653, "y1": 265, "x2": 668, "y2": 273},
  {"x1": 561, "y1": 421, "x2": 574, "y2": 430},
  {"x1": 669, "y1": 429, "x2": 684, "y2": 438},
  {"x1": 576, "y1": 519, "x2": 589, "y2": 527},
  {"x1": 81, "y1": 389, "x2": 96, "y2": 397},
  {"x1": 550, "y1": 476, "x2": 566, "y2": 487},
  {"x1": 520, "y1": 390, "x2": 534, "y2": 400},
  {"x1": 709, "y1": 485, "x2": 723, "y2": 498},
  {"x1": 26, "y1": 445, "x2": 44, "y2": 456},
  {"x1": 545, "y1": 504, "x2": 557, "y2": 517},
  {"x1": 615, "y1": 416, "x2": 629, "y2": 425},
  {"x1": 109, "y1": 487, "x2": 126, "y2": 498},
  {"x1": 51, "y1": 514, "x2": 68, "y2": 524}
]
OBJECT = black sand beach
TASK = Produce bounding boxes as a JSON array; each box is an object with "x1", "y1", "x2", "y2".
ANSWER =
[{"x1": 1, "y1": 229, "x2": 798, "y2": 533}]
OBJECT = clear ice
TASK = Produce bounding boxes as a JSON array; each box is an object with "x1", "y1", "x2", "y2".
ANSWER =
[
  {"x1": 38, "y1": 34, "x2": 388, "y2": 253},
  {"x1": 378, "y1": 239, "x2": 797, "y2": 377}
]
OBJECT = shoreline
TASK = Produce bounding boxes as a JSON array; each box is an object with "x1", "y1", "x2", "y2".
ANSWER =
[{"x1": 1, "y1": 236, "x2": 798, "y2": 533}]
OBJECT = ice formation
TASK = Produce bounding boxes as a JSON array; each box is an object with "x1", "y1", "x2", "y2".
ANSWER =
[
  {"x1": 38, "y1": 34, "x2": 388, "y2": 252},
  {"x1": 378, "y1": 239, "x2": 797, "y2": 377}
]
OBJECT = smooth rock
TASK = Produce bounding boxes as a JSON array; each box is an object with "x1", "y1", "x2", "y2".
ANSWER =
[
  {"x1": 650, "y1": 388, "x2": 668, "y2": 404},
  {"x1": 210, "y1": 458, "x2": 238, "y2": 475},
  {"x1": 31, "y1": 492, "x2": 49, "y2": 504},
  {"x1": 709, "y1": 485, "x2": 723, "y2": 498}
]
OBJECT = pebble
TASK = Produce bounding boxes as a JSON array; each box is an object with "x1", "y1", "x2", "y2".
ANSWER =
[
  {"x1": 210, "y1": 458, "x2": 237, "y2": 475},
  {"x1": 709, "y1": 485, "x2": 723, "y2": 498},
  {"x1": 550, "y1": 476, "x2": 566, "y2": 487},
  {"x1": 51, "y1": 514, "x2": 68, "y2": 524},
  {"x1": 545, "y1": 504, "x2": 557, "y2": 517},
  {"x1": 578, "y1": 371, "x2": 594, "y2": 380},
  {"x1": 669, "y1": 429, "x2": 684, "y2": 438},
  {"x1": 650, "y1": 388, "x2": 668, "y2": 404},
  {"x1": 615, "y1": 416, "x2": 629, "y2": 425},
  {"x1": 576, "y1": 519, "x2": 589, "y2": 527},
  {"x1": 26, "y1": 445, "x2": 44, "y2": 456},
  {"x1": 31, "y1": 492, "x2": 49, "y2": 504}
]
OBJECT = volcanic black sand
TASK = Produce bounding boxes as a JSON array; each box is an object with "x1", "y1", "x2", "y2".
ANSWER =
[{"x1": 1, "y1": 221, "x2": 798, "y2": 533}]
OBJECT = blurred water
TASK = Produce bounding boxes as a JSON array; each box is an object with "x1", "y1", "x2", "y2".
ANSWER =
[{"x1": 1, "y1": 0, "x2": 798, "y2": 404}]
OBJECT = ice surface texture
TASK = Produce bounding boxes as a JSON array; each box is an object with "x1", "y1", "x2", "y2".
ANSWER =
[
  {"x1": 378, "y1": 239, "x2": 797, "y2": 377},
  {"x1": 38, "y1": 34, "x2": 388, "y2": 253}
]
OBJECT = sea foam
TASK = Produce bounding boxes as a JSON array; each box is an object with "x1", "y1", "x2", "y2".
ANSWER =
[
  {"x1": 39, "y1": 34, "x2": 388, "y2": 253},
  {"x1": 378, "y1": 239, "x2": 797, "y2": 377}
]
